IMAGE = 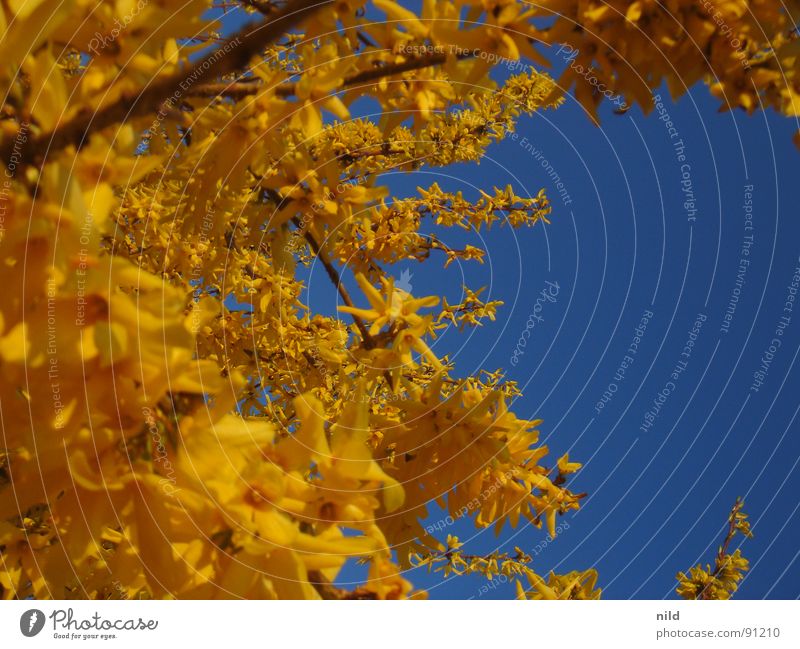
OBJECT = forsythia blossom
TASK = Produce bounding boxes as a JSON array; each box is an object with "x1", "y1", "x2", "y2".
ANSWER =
[{"x1": 0, "y1": 0, "x2": 774, "y2": 601}]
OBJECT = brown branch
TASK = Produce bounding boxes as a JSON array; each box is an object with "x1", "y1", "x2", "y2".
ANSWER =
[
  {"x1": 188, "y1": 50, "x2": 474, "y2": 99},
  {"x1": 288, "y1": 217, "x2": 406, "y2": 391},
  {"x1": 1, "y1": 0, "x2": 331, "y2": 167},
  {"x1": 289, "y1": 216, "x2": 376, "y2": 349},
  {"x1": 307, "y1": 569, "x2": 343, "y2": 599},
  {"x1": 307, "y1": 569, "x2": 378, "y2": 599},
  {"x1": 186, "y1": 80, "x2": 269, "y2": 99},
  {"x1": 336, "y1": 51, "x2": 450, "y2": 87}
]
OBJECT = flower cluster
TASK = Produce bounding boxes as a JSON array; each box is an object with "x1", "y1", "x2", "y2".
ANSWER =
[
  {"x1": 412, "y1": 535, "x2": 600, "y2": 599},
  {"x1": 531, "y1": 0, "x2": 800, "y2": 138},
  {"x1": 676, "y1": 498, "x2": 753, "y2": 600},
  {"x1": 0, "y1": 0, "x2": 589, "y2": 599}
]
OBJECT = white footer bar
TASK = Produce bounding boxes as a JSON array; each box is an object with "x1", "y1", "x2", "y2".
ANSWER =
[{"x1": 1, "y1": 600, "x2": 796, "y2": 648}]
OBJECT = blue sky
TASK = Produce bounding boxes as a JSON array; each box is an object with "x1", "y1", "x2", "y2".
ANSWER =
[{"x1": 217, "y1": 5, "x2": 800, "y2": 599}]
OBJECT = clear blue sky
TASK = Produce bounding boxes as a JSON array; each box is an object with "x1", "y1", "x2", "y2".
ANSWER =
[{"x1": 217, "y1": 5, "x2": 800, "y2": 599}]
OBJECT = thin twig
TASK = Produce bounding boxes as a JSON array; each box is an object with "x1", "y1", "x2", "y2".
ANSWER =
[
  {"x1": 698, "y1": 498, "x2": 745, "y2": 600},
  {"x1": 290, "y1": 216, "x2": 375, "y2": 349},
  {"x1": 188, "y1": 50, "x2": 474, "y2": 99},
  {"x1": 288, "y1": 216, "x2": 405, "y2": 390}
]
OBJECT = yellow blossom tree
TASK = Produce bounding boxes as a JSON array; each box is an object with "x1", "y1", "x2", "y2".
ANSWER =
[
  {"x1": 0, "y1": 0, "x2": 773, "y2": 600},
  {"x1": 0, "y1": 0, "x2": 592, "y2": 600},
  {"x1": 533, "y1": 0, "x2": 800, "y2": 140}
]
